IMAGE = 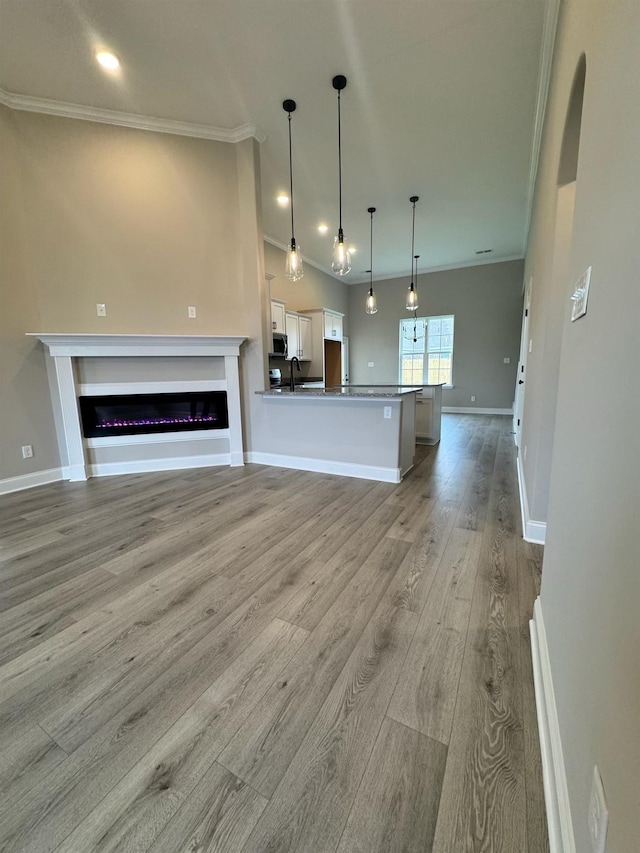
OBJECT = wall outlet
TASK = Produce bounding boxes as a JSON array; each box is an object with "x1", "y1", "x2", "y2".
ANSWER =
[
  {"x1": 471, "y1": 395, "x2": 476, "y2": 402},
  {"x1": 188, "y1": 306, "x2": 197, "y2": 319},
  {"x1": 383, "y1": 406, "x2": 392, "y2": 419},
  {"x1": 96, "y1": 303, "x2": 107, "y2": 317},
  {"x1": 22, "y1": 444, "x2": 33, "y2": 459},
  {"x1": 503, "y1": 357, "x2": 511, "y2": 364},
  {"x1": 368, "y1": 362, "x2": 375, "y2": 368},
  {"x1": 588, "y1": 766, "x2": 608, "y2": 852}
]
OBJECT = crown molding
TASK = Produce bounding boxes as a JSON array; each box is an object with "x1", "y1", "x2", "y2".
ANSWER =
[
  {"x1": 522, "y1": 0, "x2": 561, "y2": 251},
  {"x1": 264, "y1": 233, "x2": 523, "y2": 285},
  {"x1": 347, "y1": 253, "x2": 526, "y2": 285},
  {"x1": 0, "y1": 87, "x2": 266, "y2": 144}
]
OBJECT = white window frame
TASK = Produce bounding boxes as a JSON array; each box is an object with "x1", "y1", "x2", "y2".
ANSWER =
[{"x1": 398, "y1": 314, "x2": 454, "y2": 387}]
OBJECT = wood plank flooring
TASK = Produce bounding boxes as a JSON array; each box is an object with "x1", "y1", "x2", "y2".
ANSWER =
[{"x1": 0, "y1": 415, "x2": 548, "y2": 852}]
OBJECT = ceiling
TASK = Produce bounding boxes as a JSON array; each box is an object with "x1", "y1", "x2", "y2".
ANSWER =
[{"x1": 0, "y1": 0, "x2": 549, "y2": 283}]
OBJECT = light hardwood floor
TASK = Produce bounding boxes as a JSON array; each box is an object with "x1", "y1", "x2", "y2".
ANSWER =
[{"x1": 0, "y1": 414, "x2": 548, "y2": 852}]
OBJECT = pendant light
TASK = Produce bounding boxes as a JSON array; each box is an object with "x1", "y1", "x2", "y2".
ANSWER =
[
  {"x1": 283, "y1": 99, "x2": 303, "y2": 281},
  {"x1": 406, "y1": 195, "x2": 419, "y2": 310},
  {"x1": 331, "y1": 75, "x2": 351, "y2": 276},
  {"x1": 365, "y1": 207, "x2": 378, "y2": 314}
]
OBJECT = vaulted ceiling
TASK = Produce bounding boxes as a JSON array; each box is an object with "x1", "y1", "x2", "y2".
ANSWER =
[{"x1": 0, "y1": 0, "x2": 550, "y2": 282}]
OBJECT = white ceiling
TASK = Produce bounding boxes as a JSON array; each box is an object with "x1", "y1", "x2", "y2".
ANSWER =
[{"x1": 0, "y1": 0, "x2": 549, "y2": 283}]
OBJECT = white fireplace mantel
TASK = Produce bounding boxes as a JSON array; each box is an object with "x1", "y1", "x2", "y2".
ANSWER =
[{"x1": 29, "y1": 333, "x2": 248, "y2": 481}]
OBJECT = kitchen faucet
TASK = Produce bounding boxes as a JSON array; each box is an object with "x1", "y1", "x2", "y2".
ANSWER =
[{"x1": 289, "y1": 356, "x2": 301, "y2": 391}]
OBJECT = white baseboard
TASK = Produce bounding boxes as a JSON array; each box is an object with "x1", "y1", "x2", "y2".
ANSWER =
[
  {"x1": 442, "y1": 406, "x2": 513, "y2": 415},
  {"x1": 0, "y1": 467, "x2": 65, "y2": 495},
  {"x1": 88, "y1": 453, "x2": 231, "y2": 478},
  {"x1": 530, "y1": 598, "x2": 576, "y2": 853},
  {"x1": 245, "y1": 451, "x2": 401, "y2": 483},
  {"x1": 517, "y1": 454, "x2": 547, "y2": 544}
]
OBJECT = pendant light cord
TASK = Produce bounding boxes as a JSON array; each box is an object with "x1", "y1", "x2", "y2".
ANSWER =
[
  {"x1": 410, "y1": 200, "x2": 416, "y2": 288},
  {"x1": 369, "y1": 208, "x2": 374, "y2": 291},
  {"x1": 337, "y1": 89, "x2": 343, "y2": 233},
  {"x1": 287, "y1": 111, "x2": 295, "y2": 242}
]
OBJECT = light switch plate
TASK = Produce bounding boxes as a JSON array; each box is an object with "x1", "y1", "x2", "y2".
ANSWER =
[
  {"x1": 96, "y1": 303, "x2": 107, "y2": 317},
  {"x1": 571, "y1": 266, "x2": 592, "y2": 322},
  {"x1": 383, "y1": 406, "x2": 392, "y2": 419},
  {"x1": 588, "y1": 765, "x2": 608, "y2": 853},
  {"x1": 188, "y1": 306, "x2": 197, "y2": 319}
]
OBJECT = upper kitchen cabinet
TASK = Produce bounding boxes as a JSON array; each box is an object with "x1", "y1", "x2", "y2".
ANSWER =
[
  {"x1": 285, "y1": 311, "x2": 312, "y2": 361},
  {"x1": 300, "y1": 308, "x2": 344, "y2": 342},
  {"x1": 271, "y1": 299, "x2": 286, "y2": 334},
  {"x1": 324, "y1": 311, "x2": 343, "y2": 341}
]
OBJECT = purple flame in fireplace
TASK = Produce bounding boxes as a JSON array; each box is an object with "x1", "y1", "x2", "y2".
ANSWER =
[{"x1": 97, "y1": 415, "x2": 218, "y2": 429}]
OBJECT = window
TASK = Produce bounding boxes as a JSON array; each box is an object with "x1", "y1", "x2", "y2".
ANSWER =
[{"x1": 399, "y1": 314, "x2": 454, "y2": 386}]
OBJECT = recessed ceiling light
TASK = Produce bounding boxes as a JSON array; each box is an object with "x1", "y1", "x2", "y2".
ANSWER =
[
  {"x1": 96, "y1": 50, "x2": 120, "y2": 71},
  {"x1": 318, "y1": 224, "x2": 329, "y2": 234},
  {"x1": 277, "y1": 194, "x2": 289, "y2": 206}
]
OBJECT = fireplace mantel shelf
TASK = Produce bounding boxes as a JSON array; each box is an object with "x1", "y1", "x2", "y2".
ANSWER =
[{"x1": 28, "y1": 333, "x2": 247, "y2": 358}]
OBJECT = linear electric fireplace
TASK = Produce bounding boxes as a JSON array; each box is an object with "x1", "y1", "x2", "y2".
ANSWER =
[{"x1": 79, "y1": 391, "x2": 228, "y2": 438}]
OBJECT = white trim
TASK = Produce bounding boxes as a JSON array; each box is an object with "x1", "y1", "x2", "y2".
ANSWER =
[
  {"x1": 54, "y1": 356, "x2": 88, "y2": 481},
  {"x1": 516, "y1": 454, "x2": 547, "y2": 544},
  {"x1": 245, "y1": 451, "x2": 401, "y2": 484},
  {"x1": 0, "y1": 467, "x2": 65, "y2": 495},
  {"x1": 530, "y1": 598, "x2": 576, "y2": 853},
  {"x1": 523, "y1": 0, "x2": 561, "y2": 249},
  {"x1": 85, "y1": 429, "x2": 230, "y2": 448},
  {"x1": 78, "y1": 379, "x2": 226, "y2": 396},
  {"x1": 442, "y1": 406, "x2": 513, "y2": 415},
  {"x1": 0, "y1": 87, "x2": 266, "y2": 144},
  {"x1": 28, "y1": 333, "x2": 247, "y2": 358},
  {"x1": 88, "y1": 453, "x2": 230, "y2": 478}
]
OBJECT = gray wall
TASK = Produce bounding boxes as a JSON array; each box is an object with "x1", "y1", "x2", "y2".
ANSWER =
[
  {"x1": 348, "y1": 260, "x2": 523, "y2": 409},
  {"x1": 524, "y1": 1, "x2": 640, "y2": 850}
]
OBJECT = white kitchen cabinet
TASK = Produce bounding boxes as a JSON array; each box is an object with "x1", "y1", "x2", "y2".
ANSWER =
[
  {"x1": 415, "y1": 386, "x2": 443, "y2": 445},
  {"x1": 323, "y1": 311, "x2": 343, "y2": 341},
  {"x1": 285, "y1": 311, "x2": 312, "y2": 361},
  {"x1": 271, "y1": 299, "x2": 286, "y2": 334},
  {"x1": 298, "y1": 314, "x2": 312, "y2": 360}
]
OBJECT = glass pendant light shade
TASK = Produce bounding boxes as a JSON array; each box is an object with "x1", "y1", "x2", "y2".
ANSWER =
[
  {"x1": 406, "y1": 284, "x2": 418, "y2": 311},
  {"x1": 285, "y1": 238, "x2": 304, "y2": 281},
  {"x1": 405, "y1": 196, "x2": 419, "y2": 310},
  {"x1": 365, "y1": 287, "x2": 378, "y2": 314},
  {"x1": 332, "y1": 230, "x2": 351, "y2": 276},
  {"x1": 331, "y1": 75, "x2": 351, "y2": 276},
  {"x1": 283, "y1": 99, "x2": 304, "y2": 282}
]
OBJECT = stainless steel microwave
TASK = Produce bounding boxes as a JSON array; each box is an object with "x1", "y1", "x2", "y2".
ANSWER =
[{"x1": 270, "y1": 332, "x2": 288, "y2": 357}]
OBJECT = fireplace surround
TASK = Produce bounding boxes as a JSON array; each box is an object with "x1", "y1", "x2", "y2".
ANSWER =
[{"x1": 29, "y1": 334, "x2": 246, "y2": 481}]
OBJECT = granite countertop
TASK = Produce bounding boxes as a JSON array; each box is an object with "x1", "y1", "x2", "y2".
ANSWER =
[{"x1": 257, "y1": 384, "x2": 424, "y2": 399}]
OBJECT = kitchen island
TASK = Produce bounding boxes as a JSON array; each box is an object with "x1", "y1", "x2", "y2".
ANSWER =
[{"x1": 253, "y1": 385, "x2": 421, "y2": 483}]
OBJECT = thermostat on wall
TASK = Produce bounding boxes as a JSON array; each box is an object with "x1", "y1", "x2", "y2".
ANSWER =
[{"x1": 570, "y1": 266, "x2": 591, "y2": 321}]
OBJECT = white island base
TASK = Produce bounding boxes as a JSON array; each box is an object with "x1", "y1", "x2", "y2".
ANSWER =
[{"x1": 252, "y1": 387, "x2": 419, "y2": 483}]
